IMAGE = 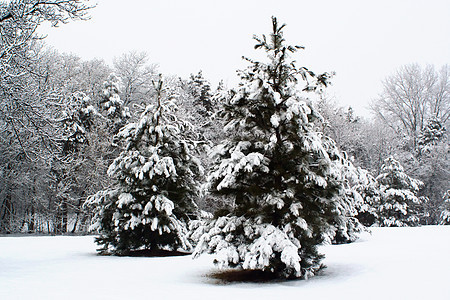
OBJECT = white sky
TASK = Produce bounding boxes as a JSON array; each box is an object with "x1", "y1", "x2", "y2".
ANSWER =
[{"x1": 41, "y1": 0, "x2": 450, "y2": 117}]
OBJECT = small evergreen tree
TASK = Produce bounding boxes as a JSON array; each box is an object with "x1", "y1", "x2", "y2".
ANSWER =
[
  {"x1": 192, "y1": 17, "x2": 359, "y2": 279},
  {"x1": 99, "y1": 74, "x2": 131, "y2": 134},
  {"x1": 440, "y1": 190, "x2": 450, "y2": 225},
  {"x1": 333, "y1": 165, "x2": 367, "y2": 243},
  {"x1": 355, "y1": 170, "x2": 381, "y2": 227},
  {"x1": 418, "y1": 117, "x2": 446, "y2": 153},
  {"x1": 60, "y1": 92, "x2": 98, "y2": 155},
  {"x1": 86, "y1": 76, "x2": 202, "y2": 255},
  {"x1": 376, "y1": 156, "x2": 423, "y2": 227},
  {"x1": 178, "y1": 72, "x2": 222, "y2": 144},
  {"x1": 187, "y1": 70, "x2": 214, "y2": 115}
]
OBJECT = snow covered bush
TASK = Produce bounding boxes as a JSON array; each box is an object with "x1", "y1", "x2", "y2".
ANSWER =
[
  {"x1": 376, "y1": 156, "x2": 423, "y2": 227},
  {"x1": 86, "y1": 76, "x2": 202, "y2": 255},
  {"x1": 193, "y1": 17, "x2": 362, "y2": 279}
]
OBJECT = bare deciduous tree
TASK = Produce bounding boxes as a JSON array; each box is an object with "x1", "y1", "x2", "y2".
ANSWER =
[
  {"x1": 372, "y1": 64, "x2": 449, "y2": 150},
  {"x1": 0, "y1": 0, "x2": 93, "y2": 233},
  {"x1": 113, "y1": 51, "x2": 158, "y2": 110},
  {"x1": 0, "y1": 0, "x2": 93, "y2": 157},
  {"x1": 1, "y1": 0, "x2": 93, "y2": 75}
]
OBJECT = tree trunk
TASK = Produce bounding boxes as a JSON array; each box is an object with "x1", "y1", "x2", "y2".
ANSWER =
[
  {"x1": 61, "y1": 200, "x2": 68, "y2": 234},
  {"x1": 29, "y1": 205, "x2": 35, "y2": 232},
  {"x1": 0, "y1": 194, "x2": 13, "y2": 233}
]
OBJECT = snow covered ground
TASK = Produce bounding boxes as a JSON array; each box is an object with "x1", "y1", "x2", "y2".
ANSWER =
[{"x1": 1, "y1": 226, "x2": 449, "y2": 300}]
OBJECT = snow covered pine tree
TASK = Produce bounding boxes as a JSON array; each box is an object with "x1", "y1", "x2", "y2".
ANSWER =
[
  {"x1": 187, "y1": 70, "x2": 215, "y2": 116},
  {"x1": 376, "y1": 156, "x2": 423, "y2": 227},
  {"x1": 440, "y1": 190, "x2": 450, "y2": 225},
  {"x1": 60, "y1": 92, "x2": 98, "y2": 156},
  {"x1": 192, "y1": 17, "x2": 360, "y2": 279},
  {"x1": 354, "y1": 170, "x2": 381, "y2": 227},
  {"x1": 99, "y1": 74, "x2": 131, "y2": 134},
  {"x1": 418, "y1": 117, "x2": 446, "y2": 153},
  {"x1": 86, "y1": 76, "x2": 202, "y2": 255}
]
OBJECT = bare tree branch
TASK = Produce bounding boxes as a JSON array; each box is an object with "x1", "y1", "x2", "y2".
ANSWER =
[{"x1": 372, "y1": 64, "x2": 450, "y2": 150}]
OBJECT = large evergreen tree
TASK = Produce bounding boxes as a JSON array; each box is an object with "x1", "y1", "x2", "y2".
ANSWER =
[
  {"x1": 192, "y1": 17, "x2": 359, "y2": 279},
  {"x1": 86, "y1": 76, "x2": 202, "y2": 255}
]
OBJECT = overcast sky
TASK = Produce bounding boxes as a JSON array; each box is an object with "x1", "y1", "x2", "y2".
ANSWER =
[{"x1": 41, "y1": 0, "x2": 450, "y2": 117}]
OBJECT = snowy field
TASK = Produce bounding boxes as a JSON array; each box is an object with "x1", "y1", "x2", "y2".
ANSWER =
[{"x1": 1, "y1": 226, "x2": 449, "y2": 300}]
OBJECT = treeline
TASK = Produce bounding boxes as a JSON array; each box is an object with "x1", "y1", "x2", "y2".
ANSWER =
[
  {"x1": 0, "y1": 1, "x2": 449, "y2": 235},
  {"x1": 318, "y1": 63, "x2": 449, "y2": 225},
  {"x1": 0, "y1": 44, "x2": 224, "y2": 233}
]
